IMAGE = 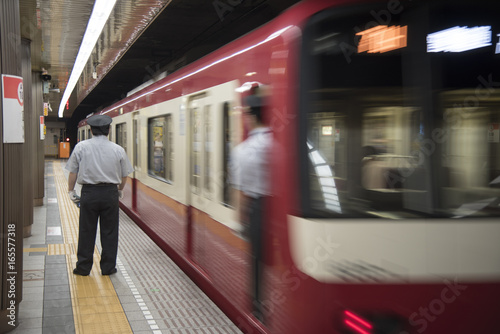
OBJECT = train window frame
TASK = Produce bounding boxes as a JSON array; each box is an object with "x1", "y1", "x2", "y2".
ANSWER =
[
  {"x1": 297, "y1": 3, "x2": 434, "y2": 218},
  {"x1": 147, "y1": 114, "x2": 174, "y2": 184},
  {"x1": 115, "y1": 122, "x2": 127, "y2": 153}
]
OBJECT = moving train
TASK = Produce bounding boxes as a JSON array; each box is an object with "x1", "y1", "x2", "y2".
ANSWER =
[{"x1": 77, "y1": 0, "x2": 500, "y2": 333}]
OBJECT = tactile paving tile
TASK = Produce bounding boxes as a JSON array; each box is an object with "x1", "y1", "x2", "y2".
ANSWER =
[{"x1": 47, "y1": 243, "x2": 76, "y2": 255}]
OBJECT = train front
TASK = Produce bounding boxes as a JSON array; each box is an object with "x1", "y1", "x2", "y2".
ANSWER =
[{"x1": 270, "y1": 0, "x2": 500, "y2": 333}]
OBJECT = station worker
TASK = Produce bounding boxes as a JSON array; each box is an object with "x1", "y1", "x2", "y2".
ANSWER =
[
  {"x1": 230, "y1": 92, "x2": 272, "y2": 320},
  {"x1": 66, "y1": 114, "x2": 134, "y2": 276}
]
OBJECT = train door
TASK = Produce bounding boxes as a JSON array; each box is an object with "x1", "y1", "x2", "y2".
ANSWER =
[{"x1": 187, "y1": 93, "x2": 212, "y2": 267}]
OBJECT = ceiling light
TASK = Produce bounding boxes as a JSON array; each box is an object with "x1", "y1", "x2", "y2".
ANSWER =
[{"x1": 58, "y1": 0, "x2": 117, "y2": 118}]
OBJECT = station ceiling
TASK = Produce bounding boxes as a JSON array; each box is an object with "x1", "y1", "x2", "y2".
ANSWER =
[{"x1": 19, "y1": 0, "x2": 300, "y2": 132}]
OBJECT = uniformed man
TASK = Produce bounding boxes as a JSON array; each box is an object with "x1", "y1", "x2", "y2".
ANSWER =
[
  {"x1": 231, "y1": 91, "x2": 272, "y2": 321},
  {"x1": 66, "y1": 114, "x2": 134, "y2": 276}
]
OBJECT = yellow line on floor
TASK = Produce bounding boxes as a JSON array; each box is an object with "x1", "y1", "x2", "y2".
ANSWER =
[
  {"x1": 23, "y1": 248, "x2": 48, "y2": 253},
  {"x1": 47, "y1": 243, "x2": 75, "y2": 255},
  {"x1": 54, "y1": 160, "x2": 133, "y2": 334}
]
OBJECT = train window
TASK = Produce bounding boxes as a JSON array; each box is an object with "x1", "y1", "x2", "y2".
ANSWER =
[
  {"x1": 204, "y1": 105, "x2": 212, "y2": 194},
  {"x1": 307, "y1": 109, "x2": 347, "y2": 215},
  {"x1": 299, "y1": 3, "x2": 430, "y2": 217},
  {"x1": 116, "y1": 122, "x2": 127, "y2": 153},
  {"x1": 437, "y1": 87, "x2": 500, "y2": 217},
  {"x1": 191, "y1": 105, "x2": 202, "y2": 193},
  {"x1": 427, "y1": 0, "x2": 500, "y2": 217},
  {"x1": 222, "y1": 102, "x2": 232, "y2": 206},
  {"x1": 133, "y1": 116, "x2": 139, "y2": 169},
  {"x1": 300, "y1": 1, "x2": 500, "y2": 218},
  {"x1": 148, "y1": 115, "x2": 173, "y2": 183},
  {"x1": 360, "y1": 104, "x2": 426, "y2": 211}
]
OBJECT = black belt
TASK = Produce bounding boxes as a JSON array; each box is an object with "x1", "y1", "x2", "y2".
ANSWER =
[{"x1": 82, "y1": 183, "x2": 116, "y2": 187}]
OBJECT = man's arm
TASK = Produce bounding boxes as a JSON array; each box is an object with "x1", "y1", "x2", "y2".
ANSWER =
[
  {"x1": 118, "y1": 177, "x2": 127, "y2": 190},
  {"x1": 68, "y1": 172, "x2": 77, "y2": 191},
  {"x1": 117, "y1": 177, "x2": 128, "y2": 200},
  {"x1": 67, "y1": 172, "x2": 80, "y2": 203}
]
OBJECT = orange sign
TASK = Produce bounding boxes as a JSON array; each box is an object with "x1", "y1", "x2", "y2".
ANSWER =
[{"x1": 357, "y1": 25, "x2": 407, "y2": 53}]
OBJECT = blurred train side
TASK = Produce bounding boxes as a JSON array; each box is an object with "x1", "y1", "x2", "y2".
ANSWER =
[
  {"x1": 78, "y1": 3, "x2": 306, "y2": 332},
  {"x1": 77, "y1": 0, "x2": 500, "y2": 333}
]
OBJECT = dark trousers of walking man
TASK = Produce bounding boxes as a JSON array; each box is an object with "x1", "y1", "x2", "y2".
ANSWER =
[
  {"x1": 247, "y1": 196, "x2": 269, "y2": 321},
  {"x1": 76, "y1": 184, "x2": 119, "y2": 275}
]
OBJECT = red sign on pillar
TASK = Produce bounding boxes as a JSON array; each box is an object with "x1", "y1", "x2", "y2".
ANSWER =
[
  {"x1": 40, "y1": 116, "x2": 45, "y2": 140},
  {"x1": 2, "y1": 75, "x2": 24, "y2": 143}
]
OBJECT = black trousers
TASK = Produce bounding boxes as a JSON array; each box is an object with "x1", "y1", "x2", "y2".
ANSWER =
[
  {"x1": 247, "y1": 196, "x2": 268, "y2": 316},
  {"x1": 76, "y1": 184, "x2": 119, "y2": 274}
]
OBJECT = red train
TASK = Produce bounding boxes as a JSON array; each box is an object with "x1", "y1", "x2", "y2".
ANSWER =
[{"x1": 78, "y1": 0, "x2": 500, "y2": 333}]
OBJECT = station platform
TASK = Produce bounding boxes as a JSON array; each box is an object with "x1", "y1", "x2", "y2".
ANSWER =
[{"x1": 11, "y1": 160, "x2": 242, "y2": 334}]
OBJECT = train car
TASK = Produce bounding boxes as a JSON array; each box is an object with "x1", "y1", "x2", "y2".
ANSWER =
[{"x1": 78, "y1": 0, "x2": 500, "y2": 333}]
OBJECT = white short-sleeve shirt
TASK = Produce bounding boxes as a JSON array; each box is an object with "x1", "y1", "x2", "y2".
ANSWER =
[
  {"x1": 230, "y1": 127, "x2": 272, "y2": 198},
  {"x1": 65, "y1": 135, "x2": 134, "y2": 185}
]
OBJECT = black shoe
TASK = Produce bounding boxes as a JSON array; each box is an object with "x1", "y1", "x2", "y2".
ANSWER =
[
  {"x1": 73, "y1": 268, "x2": 90, "y2": 276},
  {"x1": 102, "y1": 268, "x2": 117, "y2": 275}
]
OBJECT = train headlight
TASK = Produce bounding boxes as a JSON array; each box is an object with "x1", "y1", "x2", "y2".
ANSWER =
[
  {"x1": 342, "y1": 310, "x2": 409, "y2": 334},
  {"x1": 344, "y1": 310, "x2": 373, "y2": 334}
]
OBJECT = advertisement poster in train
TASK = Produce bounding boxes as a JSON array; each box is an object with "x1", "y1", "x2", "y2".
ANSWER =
[{"x1": 2, "y1": 74, "x2": 24, "y2": 143}]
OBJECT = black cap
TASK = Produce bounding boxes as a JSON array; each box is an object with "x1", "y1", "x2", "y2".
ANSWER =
[
  {"x1": 87, "y1": 115, "x2": 112, "y2": 127},
  {"x1": 245, "y1": 95, "x2": 263, "y2": 108}
]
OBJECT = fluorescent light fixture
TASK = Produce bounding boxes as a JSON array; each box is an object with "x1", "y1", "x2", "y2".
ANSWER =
[
  {"x1": 58, "y1": 0, "x2": 117, "y2": 118},
  {"x1": 427, "y1": 26, "x2": 492, "y2": 53}
]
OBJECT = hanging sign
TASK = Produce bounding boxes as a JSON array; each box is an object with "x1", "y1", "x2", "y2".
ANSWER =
[{"x1": 2, "y1": 74, "x2": 24, "y2": 143}]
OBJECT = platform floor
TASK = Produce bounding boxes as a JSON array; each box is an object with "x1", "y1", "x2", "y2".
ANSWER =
[{"x1": 11, "y1": 160, "x2": 242, "y2": 334}]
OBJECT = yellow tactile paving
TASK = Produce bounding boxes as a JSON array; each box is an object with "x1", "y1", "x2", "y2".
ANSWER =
[
  {"x1": 47, "y1": 243, "x2": 76, "y2": 255},
  {"x1": 23, "y1": 247, "x2": 48, "y2": 252},
  {"x1": 53, "y1": 160, "x2": 133, "y2": 334}
]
